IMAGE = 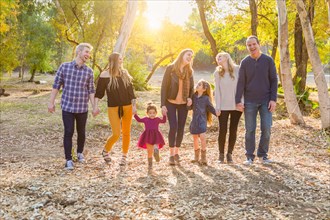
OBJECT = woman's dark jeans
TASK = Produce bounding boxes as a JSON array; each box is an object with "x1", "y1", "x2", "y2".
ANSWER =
[
  {"x1": 166, "y1": 101, "x2": 188, "y2": 148},
  {"x1": 218, "y1": 110, "x2": 242, "y2": 154},
  {"x1": 62, "y1": 110, "x2": 88, "y2": 160}
]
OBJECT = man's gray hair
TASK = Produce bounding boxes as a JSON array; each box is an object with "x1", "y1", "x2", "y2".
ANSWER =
[{"x1": 75, "y1": 43, "x2": 93, "y2": 56}]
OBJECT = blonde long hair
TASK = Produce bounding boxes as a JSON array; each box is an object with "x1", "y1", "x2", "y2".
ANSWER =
[
  {"x1": 216, "y1": 52, "x2": 236, "y2": 79},
  {"x1": 107, "y1": 52, "x2": 132, "y2": 90},
  {"x1": 196, "y1": 79, "x2": 213, "y2": 127},
  {"x1": 171, "y1": 49, "x2": 194, "y2": 78}
]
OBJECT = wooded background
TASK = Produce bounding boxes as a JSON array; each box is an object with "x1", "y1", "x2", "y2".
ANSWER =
[{"x1": 0, "y1": 0, "x2": 329, "y2": 128}]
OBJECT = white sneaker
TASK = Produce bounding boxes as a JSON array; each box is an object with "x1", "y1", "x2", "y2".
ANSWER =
[
  {"x1": 260, "y1": 157, "x2": 272, "y2": 164},
  {"x1": 244, "y1": 158, "x2": 253, "y2": 165},
  {"x1": 65, "y1": 160, "x2": 74, "y2": 170},
  {"x1": 77, "y1": 153, "x2": 85, "y2": 163}
]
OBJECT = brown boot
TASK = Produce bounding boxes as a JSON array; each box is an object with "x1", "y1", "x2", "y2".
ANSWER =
[
  {"x1": 174, "y1": 154, "x2": 180, "y2": 165},
  {"x1": 200, "y1": 150, "x2": 207, "y2": 165},
  {"x1": 169, "y1": 156, "x2": 175, "y2": 166},
  {"x1": 148, "y1": 158, "x2": 153, "y2": 174},
  {"x1": 218, "y1": 153, "x2": 225, "y2": 163},
  {"x1": 227, "y1": 153, "x2": 233, "y2": 163},
  {"x1": 191, "y1": 149, "x2": 200, "y2": 163}
]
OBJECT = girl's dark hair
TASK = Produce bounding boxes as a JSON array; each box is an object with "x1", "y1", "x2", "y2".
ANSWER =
[{"x1": 147, "y1": 102, "x2": 157, "y2": 113}]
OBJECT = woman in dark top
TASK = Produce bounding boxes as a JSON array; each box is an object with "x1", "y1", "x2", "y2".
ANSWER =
[
  {"x1": 160, "y1": 48, "x2": 194, "y2": 165},
  {"x1": 94, "y1": 52, "x2": 136, "y2": 166}
]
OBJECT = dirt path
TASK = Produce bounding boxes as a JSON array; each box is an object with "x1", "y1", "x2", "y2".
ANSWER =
[{"x1": 0, "y1": 79, "x2": 329, "y2": 219}]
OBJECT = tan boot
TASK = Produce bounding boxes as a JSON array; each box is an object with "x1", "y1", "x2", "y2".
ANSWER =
[
  {"x1": 200, "y1": 150, "x2": 207, "y2": 165},
  {"x1": 169, "y1": 156, "x2": 175, "y2": 166},
  {"x1": 191, "y1": 149, "x2": 200, "y2": 163},
  {"x1": 148, "y1": 158, "x2": 154, "y2": 175}
]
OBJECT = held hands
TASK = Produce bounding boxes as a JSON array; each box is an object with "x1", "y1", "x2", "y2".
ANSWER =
[
  {"x1": 268, "y1": 100, "x2": 276, "y2": 112},
  {"x1": 48, "y1": 103, "x2": 55, "y2": 113},
  {"x1": 216, "y1": 110, "x2": 221, "y2": 117},
  {"x1": 187, "y1": 98, "x2": 192, "y2": 107},
  {"x1": 236, "y1": 103, "x2": 244, "y2": 112},
  {"x1": 92, "y1": 106, "x2": 100, "y2": 117},
  {"x1": 132, "y1": 105, "x2": 137, "y2": 115},
  {"x1": 161, "y1": 106, "x2": 167, "y2": 116}
]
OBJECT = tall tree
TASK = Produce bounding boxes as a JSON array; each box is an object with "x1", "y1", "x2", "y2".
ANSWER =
[
  {"x1": 295, "y1": 0, "x2": 330, "y2": 129},
  {"x1": 54, "y1": 0, "x2": 125, "y2": 72},
  {"x1": 0, "y1": 0, "x2": 19, "y2": 74},
  {"x1": 113, "y1": 1, "x2": 138, "y2": 55},
  {"x1": 327, "y1": 0, "x2": 330, "y2": 24},
  {"x1": 195, "y1": 0, "x2": 218, "y2": 60},
  {"x1": 249, "y1": 0, "x2": 258, "y2": 36},
  {"x1": 15, "y1": 0, "x2": 56, "y2": 81},
  {"x1": 294, "y1": 0, "x2": 315, "y2": 95},
  {"x1": 277, "y1": 0, "x2": 305, "y2": 125}
]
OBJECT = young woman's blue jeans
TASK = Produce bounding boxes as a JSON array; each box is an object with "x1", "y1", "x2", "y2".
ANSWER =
[
  {"x1": 166, "y1": 101, "x2": 188, "y2": 148},
  {"x1": 244, "y1": 102, "x2": 272, "y2": 160},
  {"x1": 62, "y1": 110, "x2": 88, "y2": 161}
]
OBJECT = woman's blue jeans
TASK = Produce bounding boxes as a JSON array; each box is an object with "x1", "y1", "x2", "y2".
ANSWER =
[{"x1": 244, "y1": 102, "x2": 272, "y2": 160}]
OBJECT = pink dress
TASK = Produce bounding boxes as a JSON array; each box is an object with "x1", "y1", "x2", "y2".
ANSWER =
[{"x1": 134, "y1": 114, "x2": 166, "y2": 149}]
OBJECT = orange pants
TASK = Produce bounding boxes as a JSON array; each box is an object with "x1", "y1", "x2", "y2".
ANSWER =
[{"x1": 104, "y1": 105, "x2": 132, "y2": 154}]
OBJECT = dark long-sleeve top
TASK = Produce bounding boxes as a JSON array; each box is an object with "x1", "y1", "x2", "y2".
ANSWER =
[
  {"x1": 235, "y1": 54, "x2": 278, "y2": 104},
  {"x1": 95, "y1": 77, "x2": 136, "y2": 107},
  {"x1": 160, "y1": 65, "x2": 194, "y2": 107}
]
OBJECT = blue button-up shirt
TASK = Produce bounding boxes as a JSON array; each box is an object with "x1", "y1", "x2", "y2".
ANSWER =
[{"x1": 53, "y1": 60, "x2": 95, "y2": 113}]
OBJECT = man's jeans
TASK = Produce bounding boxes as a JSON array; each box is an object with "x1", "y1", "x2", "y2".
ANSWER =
[
  {"x1": 244, "y1": 102, "x2": 272, "y2": 160},
  {"x1": 62, "y1": 110, "x2": 88, "y2": 161}
]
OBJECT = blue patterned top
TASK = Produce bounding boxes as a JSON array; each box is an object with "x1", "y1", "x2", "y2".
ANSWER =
[
  {"x1": 189, "y1": 93, "x2": 216, "y2": 135},
  {"x1": 53, "y1": 60, "x2": 95, "y2": 113}
]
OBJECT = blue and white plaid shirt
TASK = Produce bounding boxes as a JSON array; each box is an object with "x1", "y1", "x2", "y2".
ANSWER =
[{"x1": 53, "y1": 60, "x2": 95, "y2": 113}]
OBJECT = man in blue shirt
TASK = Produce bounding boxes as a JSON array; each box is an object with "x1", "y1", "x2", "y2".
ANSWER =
[
  {"x1": 48, "y1": 43, "x2": 97, "y2": 170},
  {"x1": 235, "y1": 36, "x2": 278, "y2": 165}
]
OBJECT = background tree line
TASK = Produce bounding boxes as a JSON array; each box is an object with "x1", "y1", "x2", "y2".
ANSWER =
[{"x1": 0, "y1": 0, "x2": 329, "y2": 128}]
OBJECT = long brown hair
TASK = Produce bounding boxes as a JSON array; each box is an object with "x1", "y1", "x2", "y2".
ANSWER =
[
  {"x1": 196, "y1": 79, "x2": 213, "y2": 127},
  {"x1": 171, "y1": 49, "x2": 194, "y2": 78},
  {"x1": 107, "y1": 52, "x2": 132, "y2": 90},
  {"x1": 216, "y1": 52, "x2": 236, "y2": 79}
]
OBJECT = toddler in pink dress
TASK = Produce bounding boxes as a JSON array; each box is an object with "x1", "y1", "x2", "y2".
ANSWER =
[{"x1": 134, "y1": 103, "x2": 166, "y2": 173}]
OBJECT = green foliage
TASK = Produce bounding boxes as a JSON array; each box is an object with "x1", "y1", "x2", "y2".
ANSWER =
[
  {"x1": 279, "y1": 77, "x2": 320, "y2": 112},
  {"x1": 294, "y1": 77, "x2": 319, "y2": 110},
  {"x1": 125, "y1": 57, "x2": 149, "y2": 91},
  {"x1": 194, "y1": 49, "x2": 213, "y2": 68},
  {"x1": 0, "y1": 0, "x2": 19, "y2": 73}
]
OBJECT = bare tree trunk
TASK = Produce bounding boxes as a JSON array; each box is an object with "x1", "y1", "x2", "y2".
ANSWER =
[
  {"x1": 294, "y1": 0, "x2": 315, "y2": 95},
  {"x1": 249, "y1": 0, "x2": 258, "y2": 36},
  {"x1": 327, "y1": 0, "x2": 330, "y2": 24},
  {"x1": 294, "y1": 12, "x2": 308, "y2": 94},
  {"x1": 277, "y1": 0, "x2": 305, "y2": 125},
  {"x1": 295, "y1": 0, "x2": 330, "y2": 129},
  {"x1": 271, "y1": 35, "x2": 278, "y2": 60},
  {"x1": 93, "y1": 19, "x2": 109, "y2": 71},
  {"x1": 113, "y1": 1, "x2": 138, "y2": 55},
  {"x1": 196, "y1": 0, "x2": 218, "y2": 60},
  {"x1": 145, "y1": 53, "x2": 174, "y2": 83},
  {"x1": 28, "y1": 68, "x2": 36, "y2": 82}
]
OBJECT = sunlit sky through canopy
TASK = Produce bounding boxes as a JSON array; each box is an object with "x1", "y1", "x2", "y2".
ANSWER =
[{"x1": 145, "y1": 0, "x2": 194, "y2": 29}]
